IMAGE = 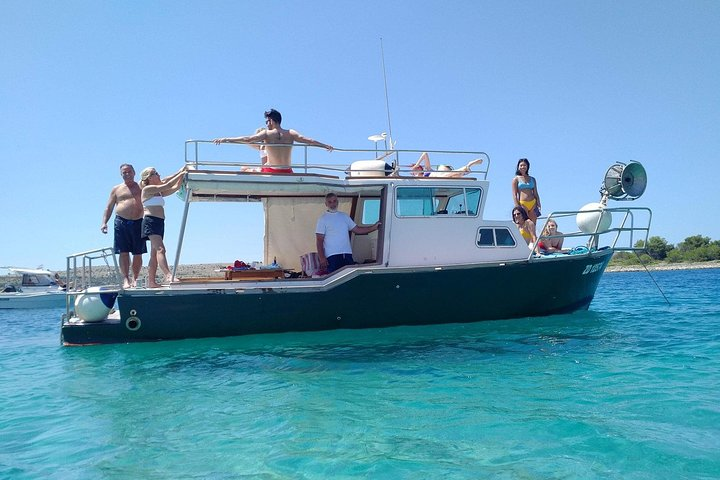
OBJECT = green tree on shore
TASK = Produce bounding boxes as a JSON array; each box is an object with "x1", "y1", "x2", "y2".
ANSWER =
[
  {"x1": 611, "y1": 235, "x2": 719, "y2": 266},
  {"x1": 645, "y1": 237, "x2": 674, "y2": 260},
  {"x1": 678, "y1": 235, "x2": 711, "y2": 251}
]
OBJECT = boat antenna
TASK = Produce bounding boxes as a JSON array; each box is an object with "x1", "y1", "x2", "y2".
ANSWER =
[{"x1": 380, "y1": 38, "x2": 397, "y2": 167}]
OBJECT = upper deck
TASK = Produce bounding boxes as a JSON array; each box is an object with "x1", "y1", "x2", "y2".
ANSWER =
[{"x1": 181, "y1": 140, "x2": 491, "y2": 200}]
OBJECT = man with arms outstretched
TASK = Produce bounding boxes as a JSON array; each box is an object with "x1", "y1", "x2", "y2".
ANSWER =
[{"x1": 214, "y1": 108, "x2": 333, "y2": 173}]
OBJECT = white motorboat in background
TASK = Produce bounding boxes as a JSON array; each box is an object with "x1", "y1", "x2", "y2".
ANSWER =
[{"x1": 0, "y1": 267, "x2": 66, "y2": 309}]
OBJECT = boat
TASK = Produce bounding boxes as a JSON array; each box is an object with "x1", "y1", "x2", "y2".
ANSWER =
[
  {"x1": 60, "y1": 140, "x2": 651, "y2": 345},
  {"x1": 1, "y1": 267, "x2": 67, "y2": 309}
]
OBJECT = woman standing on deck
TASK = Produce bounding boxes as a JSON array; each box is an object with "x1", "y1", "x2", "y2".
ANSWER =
[
  {"x1": 139, "y1": 166, "x2": 186, "y2": 288},
  {"x1": 512, "y1": 158, "x2": 542, "y2": 223}
]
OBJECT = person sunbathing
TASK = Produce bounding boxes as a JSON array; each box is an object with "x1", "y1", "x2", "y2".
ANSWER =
[{"x1": 410, "y1": 152, "x2": 483, "y2": 177}]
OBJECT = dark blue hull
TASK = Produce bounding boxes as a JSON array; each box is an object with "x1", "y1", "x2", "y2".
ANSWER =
[{"x1": 61, "y1": 250, "x2": 611, "y2": 345}]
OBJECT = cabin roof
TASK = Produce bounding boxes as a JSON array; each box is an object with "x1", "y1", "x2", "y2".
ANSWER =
[
  {"x1": 6, "y1": 267, "x2": 54, "y2": 275},
  {"x1": 183, "y1": 169, "x2": 487, "y2": 202}
]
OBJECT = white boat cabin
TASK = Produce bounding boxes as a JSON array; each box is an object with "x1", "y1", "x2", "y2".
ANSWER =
[
  {"x1": 175, "y1": 143, "x2": 532, "y2": 276},
  {"x1": 1, "y1": 267, "x2": 64, "y2": 295}
]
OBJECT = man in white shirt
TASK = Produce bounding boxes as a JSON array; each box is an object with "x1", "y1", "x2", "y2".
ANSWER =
[{"x1": 315, "y1": 193, "x2": 381, "y2": 273}]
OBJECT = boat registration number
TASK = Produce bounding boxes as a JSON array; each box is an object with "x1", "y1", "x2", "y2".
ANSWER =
[{"x1": 581, "y1": 263, "x2": 604, "y2": 275}]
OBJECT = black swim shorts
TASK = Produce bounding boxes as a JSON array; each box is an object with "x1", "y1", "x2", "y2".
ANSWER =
[
  {"x1": 114, "y1": 216, "x2": 147, "y2": 255},
  {"x1": 141, "y1": 215, "x2": 165, "y2": 240}
]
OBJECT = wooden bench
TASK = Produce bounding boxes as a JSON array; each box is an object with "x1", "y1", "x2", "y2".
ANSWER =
[
  {"x1": 222, "y1": 269, "x2": 284, "y2": 281},
  {"x1": 177, "y1": 269, "x2": 284, "y2": 283}
]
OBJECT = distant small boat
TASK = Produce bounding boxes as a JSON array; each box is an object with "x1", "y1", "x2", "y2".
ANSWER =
[{"x1": 0, "y1": 267, "x2": 66, "y2": 309}]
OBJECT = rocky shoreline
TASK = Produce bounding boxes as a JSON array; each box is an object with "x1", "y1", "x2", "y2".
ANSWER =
[
  {"x1": 605, "y1": 260, "x2": 720, "y2": 273},
  {"x1": 1, "y1": 263, "x2": 229, "y2": 287}
]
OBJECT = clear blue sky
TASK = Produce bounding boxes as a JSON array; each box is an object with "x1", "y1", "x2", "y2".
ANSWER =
[{"x1": 1, "y1": 1, "x2": 718, "y2": 271}]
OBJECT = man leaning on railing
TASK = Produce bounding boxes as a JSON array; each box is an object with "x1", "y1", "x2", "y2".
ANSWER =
[{"x1": 212, "y1": 108, "x2": 333, "y2": 174}]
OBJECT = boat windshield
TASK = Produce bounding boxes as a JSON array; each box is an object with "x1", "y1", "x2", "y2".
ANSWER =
[
  {"x1": 22, "y1": 273, "x2": 55, "y2": 287},
  {"x1": 395, "y1": 187, "x2": 482, "y2": 217}
]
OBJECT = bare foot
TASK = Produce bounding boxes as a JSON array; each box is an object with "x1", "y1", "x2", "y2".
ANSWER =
[
  {"x1": 163, "y1": 274, "x2": 178, "y2": 284},
  {"x1": 147, "y1": 282, "x2": 162, "y2": 288},
  {"x1": 123, "y1": 277, "x2": 132, "y2": 289}
]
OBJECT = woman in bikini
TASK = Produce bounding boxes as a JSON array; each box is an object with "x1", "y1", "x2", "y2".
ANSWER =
[
  {"x1": 512, "y1": 158, "x2": 542, "y2": 223},
  {"x1": 512, "y1": 205, "x2": 537, "y2": 250},
  {"x1": 537, "y1": 219, "x2": 565, "y2": 253},
  {"x1": 139, "y1": 166, "x2": 186, "y2": 288},
  {"x1": 241, "y1": 127, "x2": 268, "y2": 172},
  {"x1": 410, "y1": 152, "x2": 484, "y2": 177}
]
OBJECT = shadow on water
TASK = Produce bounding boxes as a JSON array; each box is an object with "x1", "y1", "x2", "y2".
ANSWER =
[
  {"x1": 7, "y1": 270, "x2": 719, "y2": 480},
  {"x1": 58, "y1": 309, "x2": 617, "y2": 377}
]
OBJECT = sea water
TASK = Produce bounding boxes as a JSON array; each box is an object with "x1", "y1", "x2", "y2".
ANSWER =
[{"x1": 1, "y1": 269, "x2": 719, "y2": 479}]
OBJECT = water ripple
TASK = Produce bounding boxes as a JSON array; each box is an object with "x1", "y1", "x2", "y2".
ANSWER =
[{"x1": 1, "y1": 271, "x2": 720, "y2": 478}]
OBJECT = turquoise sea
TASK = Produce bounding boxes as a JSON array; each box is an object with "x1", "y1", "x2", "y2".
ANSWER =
[{"x1": 1, "y1": 269, "x2": 719, "y2": 479}]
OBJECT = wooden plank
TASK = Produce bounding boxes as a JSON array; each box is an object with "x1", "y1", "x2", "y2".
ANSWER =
[
  {"x1": 177, "y1": 269, "x2": 284, "y2": 283},
  {"x1": 224, "y1": 269, "x2": 284, "y2": 280}
]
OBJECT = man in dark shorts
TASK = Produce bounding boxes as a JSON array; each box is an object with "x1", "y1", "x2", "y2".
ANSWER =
[{"x1": 101, "y1": 164, "x2": 146, "y2": 288}]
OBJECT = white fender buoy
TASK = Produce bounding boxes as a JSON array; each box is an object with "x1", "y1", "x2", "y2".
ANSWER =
[
  {"x1": 576, "y1": 202, "x2": 612, "y2": 234},
  {"x1": 348, "y1": 160, "x2": 391, "y2": 177},
  {"x1": 74, "y1": 294, "x2": 113, "y2": 322}
]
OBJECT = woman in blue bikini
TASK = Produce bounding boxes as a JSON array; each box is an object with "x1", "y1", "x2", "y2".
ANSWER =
[{"x1": 511, "y1": 158, "x2": 542, "y2": 223}]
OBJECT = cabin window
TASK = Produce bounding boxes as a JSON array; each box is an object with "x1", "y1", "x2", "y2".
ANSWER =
[
  {"x1": 395, "y1": 187, "x2": 482, "y2": 217},
  {"x1": 396, "y1": 187, "x2": 435, "y2": 216},
  {"x1": 477, "y1": 228, "x2": 495, "y2": 246},
  {"x1": 476, "y1": 227, "x2": 516, "y2": 247},
  {"x1": 22, "y1": 274, "x2": 53, "y2": 286},
  {"x1": 446, "y1": 188, "x2": 481, "y2": 215},
  {"x1": 465, "y1": 188, "x2": 481, "y2": 215},
  {"x1": 361, "y1": 199, "x2": 381, "y2": 224},
  {"x1": 495, "y1": 228, "x2": 516, "y2": 246}
]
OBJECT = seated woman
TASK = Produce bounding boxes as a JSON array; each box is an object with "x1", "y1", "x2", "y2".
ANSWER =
[
  {"x1": 140, "y1": 166, "x2": 187, "y2": 288},
  {"x1": 512, "y1": 206, "x2": 538, "y2": 250},
  {"x1": 410, "y1": 152, "x2": 484, "y2": 177},
  {"x1": 537, "y1": 219, "x2": 565, "y2": 253},
  {"x1": 54, "y1": 273, "x2": 66, "y2": 290},
  {"x1": 241, "y1": 127, "x2": 268, "y2": 172}
]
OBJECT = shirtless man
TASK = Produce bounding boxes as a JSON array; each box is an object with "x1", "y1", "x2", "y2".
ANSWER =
[
  {"x1": 101, "y1": 163, "x2": 146, "y2": 288},
  {"x1": 213, "y1": 109, "x2": 333, "y2": 173}
]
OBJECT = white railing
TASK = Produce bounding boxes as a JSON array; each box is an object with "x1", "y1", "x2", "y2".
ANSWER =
[
  {"x1": 65, "y1": 247, "x2": 121, "y2": 291},
  {"x1": 532, "y1": 206, "x2": 652, "y2": 259},
  {"x1": 183, "y1": 140, "x2": 490, "y2": 179}
]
